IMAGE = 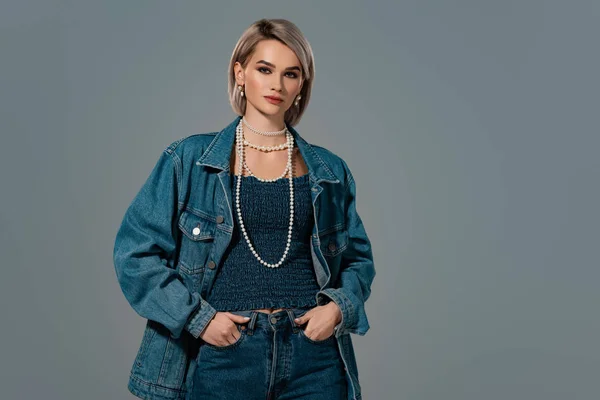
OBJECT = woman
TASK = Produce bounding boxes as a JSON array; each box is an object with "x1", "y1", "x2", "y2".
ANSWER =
[{"x1": 113, "y1": 18, "x2": 375, "y2": 400}]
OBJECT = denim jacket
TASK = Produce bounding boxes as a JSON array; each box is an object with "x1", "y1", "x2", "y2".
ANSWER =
[{"x1": 113, "y1": 115, "x2": 376, "y2": 400}]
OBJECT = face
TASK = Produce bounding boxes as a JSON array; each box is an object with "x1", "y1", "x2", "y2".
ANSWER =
[{"x1": 234, "y1": 39, "x2": 304, "y2": 118}]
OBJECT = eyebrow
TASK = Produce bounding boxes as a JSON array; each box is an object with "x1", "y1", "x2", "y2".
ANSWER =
[{"x1": 256, "y1": 60, "x2": 301, "y2": 72}]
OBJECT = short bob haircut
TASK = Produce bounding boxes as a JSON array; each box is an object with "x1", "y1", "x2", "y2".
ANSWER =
[{"x1": 228, "y1": 18, "x2": 315, "y2": 127}]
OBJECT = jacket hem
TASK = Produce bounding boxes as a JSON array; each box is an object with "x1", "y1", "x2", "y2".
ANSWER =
[{"x1": 128, "y1": 374, "x2": 187, "y2": 400}]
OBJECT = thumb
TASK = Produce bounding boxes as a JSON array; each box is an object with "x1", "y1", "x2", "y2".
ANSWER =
[
  {"x1": 294, "y1": 312, "x2": 311, "y2": 325},
  {"x1": 227, "y1": 313, "x2": 251, "y2": 323}
]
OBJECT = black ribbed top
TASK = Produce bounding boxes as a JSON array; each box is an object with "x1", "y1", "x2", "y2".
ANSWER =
[{"x1": 206, "y1": 173, "x2": 320, "y2": 311}]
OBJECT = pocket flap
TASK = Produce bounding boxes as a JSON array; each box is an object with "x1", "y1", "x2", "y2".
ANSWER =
[
  {"x1": 319, "y1": 227, "x2": 349, "y2": 257},
  {"x1": 178, "y1": 209, "x2": 217, "y2": 241}
]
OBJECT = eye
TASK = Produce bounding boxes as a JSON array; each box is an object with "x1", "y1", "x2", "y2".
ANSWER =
[{"x1": 258, "y1": 67, "x2": 299, "y2": 79}]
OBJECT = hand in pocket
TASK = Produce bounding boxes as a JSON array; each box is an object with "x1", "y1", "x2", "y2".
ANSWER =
[
  {"x1": 200, "y1": 312, "x2": 250, "y2": 347},
  {"x1": 294, "y1": 303, "x2": 341, "y2": 341}
]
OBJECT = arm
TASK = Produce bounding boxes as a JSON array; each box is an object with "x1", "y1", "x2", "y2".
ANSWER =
[
  {"x1": 317, "y1": 165, "x2": 376, "y2": 336},
  {"x1": 113, "y1": 146, "x2": 216, "y2": 340}
]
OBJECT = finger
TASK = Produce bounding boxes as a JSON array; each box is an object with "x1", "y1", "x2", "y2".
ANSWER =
[
  {"x1": 294, "y1": 313, "x2": 310, "y2": 325},
  {"x1": 228, "y1": 330, "x2": 240, "y2": 345},
  {"x1": 304, "y1": 329, "x2": 315, "y2": 340},
  {"x1": 228, "y1": 313, "x2": 252, "y2": 324},
  {"x1": 215, "y1": 334, "x2": 233, "y2": 347}
]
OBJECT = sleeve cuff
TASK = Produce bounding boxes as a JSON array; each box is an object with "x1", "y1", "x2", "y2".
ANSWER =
[
  {"x1": 316, "y1": 288, "x2": 355, "y2": 337},
  {"x1": 183, "y1": 297, "x2": 217, "y2": 339}
]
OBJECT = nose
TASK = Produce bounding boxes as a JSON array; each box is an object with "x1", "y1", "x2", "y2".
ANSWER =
[{"x1": 271, "y1": 76, "x2": 283, "y2": 92}]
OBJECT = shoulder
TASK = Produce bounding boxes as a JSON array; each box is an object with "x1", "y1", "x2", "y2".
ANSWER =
[
  {"x1": 162, "y1": 131, "x2": 218, "y2": 163},
  {"x1": 306, "y1": 142, "x2": 355, "y2": 185}
]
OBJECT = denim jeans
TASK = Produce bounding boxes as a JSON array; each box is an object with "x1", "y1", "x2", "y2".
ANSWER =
[{"x1": 188, "y1": 307, "x2": 348, "y2": 400}]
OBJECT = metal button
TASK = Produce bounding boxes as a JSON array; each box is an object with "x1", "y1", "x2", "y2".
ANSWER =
[
  {"x1": 216, "y1": 215, "x2": 224, "y2": 223},
  {"x1": 311, "y1": 187, "x2": 318, "y2": 192},
  {"x1": 270, "y1": 317, "x2": 278, "y2": 324},
  {"x1": 192, "y1": 227, "x2": 200, "y2": 236},
  {"x1": 207, "y1": 260, "x2": 216, "y2": 269},
  {"x1": 328, "y1": 242, "x2": 337, "y2": 252}
]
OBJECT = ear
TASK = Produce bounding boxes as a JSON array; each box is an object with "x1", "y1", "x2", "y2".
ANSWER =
[{"x1": 233, "y1": 62, "x2": 245, "y2": 85}]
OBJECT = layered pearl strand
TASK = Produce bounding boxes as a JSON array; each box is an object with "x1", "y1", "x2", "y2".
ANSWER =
[
  {"x1": 243, "y1": 139, "x2": 289, "y2": 152},
  {"x1": 234, "y1": 119, "x2": 295, "y2": 268},
  {"x1": 242, "y1": 116, "x2": 287, "y2": 136},
  {"x1": 243, "y1": 160, "x2": 290, "y2": 182}
]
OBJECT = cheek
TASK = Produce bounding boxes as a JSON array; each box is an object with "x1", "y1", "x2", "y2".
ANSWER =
[
  {"x1": 246, "y1": 73, "x2": 264, "y2": 92},
  {"x1": 285, "y1": 80, "x2": 301, "y2": 93}
]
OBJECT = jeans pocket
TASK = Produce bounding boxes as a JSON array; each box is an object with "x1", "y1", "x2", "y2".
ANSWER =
[
  {"x1": 203, "y1": 324, "x2": 246, "y2": 351},
  {"x1": 298, "y1": 327, "x2": 336, "y2": 345}
]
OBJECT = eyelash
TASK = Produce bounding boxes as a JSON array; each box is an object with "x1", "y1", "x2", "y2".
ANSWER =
[{"x1": 258, "y1": 67, "x2": 298, "y2": 79}]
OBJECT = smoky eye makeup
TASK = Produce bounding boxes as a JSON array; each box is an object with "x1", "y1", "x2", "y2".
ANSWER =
[{"x1": 257, "y1": 67, "x2": 299, "y2": 79}]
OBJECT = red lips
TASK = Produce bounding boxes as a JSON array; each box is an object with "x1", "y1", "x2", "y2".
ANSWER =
[{"x1": 264, "y1": 96, "x2": 283, "y2": 105}]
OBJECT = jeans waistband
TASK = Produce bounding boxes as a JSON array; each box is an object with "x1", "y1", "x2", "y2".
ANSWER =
[{"x1": 228, "y1": 307, "x2": 313, "y2": 334}]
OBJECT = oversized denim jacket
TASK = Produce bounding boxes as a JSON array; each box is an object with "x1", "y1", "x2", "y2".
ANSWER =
[{"x1": 113, "y1": 115, "x2": 376, "y2": 400}]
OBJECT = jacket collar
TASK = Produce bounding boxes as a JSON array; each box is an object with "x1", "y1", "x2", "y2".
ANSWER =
[{"x1": 196, "y1": 115, "x2": 340, "y2": 184}]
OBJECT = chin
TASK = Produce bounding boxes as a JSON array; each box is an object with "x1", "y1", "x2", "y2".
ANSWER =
[
  {"x1": 247, "y1": 99, "x2": 288, "y2": 116},
  {"x1": 256, "y1": 105, "x2": 287, "y2": 116}
]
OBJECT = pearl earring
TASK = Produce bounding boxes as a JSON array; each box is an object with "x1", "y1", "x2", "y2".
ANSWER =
[
  {"x1": 238, "y1": 85, "x2": 244, "y2": 97},
  {"x1": 294, "y1": 94, "x2": 301, "y2": 106}
]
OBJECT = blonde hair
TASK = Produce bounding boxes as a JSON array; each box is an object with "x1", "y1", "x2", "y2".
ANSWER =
[{"x1": 227, "y1": 18, "x2": 315, "y2": 126}]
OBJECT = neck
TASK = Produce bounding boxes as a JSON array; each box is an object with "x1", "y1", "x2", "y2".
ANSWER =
[{"x1": 242, "y1": 109, "x2": 288, "y2": 146}]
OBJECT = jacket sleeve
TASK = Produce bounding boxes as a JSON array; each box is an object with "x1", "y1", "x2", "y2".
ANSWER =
[
  {"x1": 317, "y1": 164, "x2": 376, "y2": 336},
  {"x1": 113, "y1": 147, "x2": 217, "y2": 340}
]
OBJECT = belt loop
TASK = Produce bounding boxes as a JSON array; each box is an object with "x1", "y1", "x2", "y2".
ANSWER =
[
  {"x1": 247, "y1": 311, "x2": 258, "y2": 335},
  {"x1": 287, "y1": 309, "x2": 299, "y2": 333}
]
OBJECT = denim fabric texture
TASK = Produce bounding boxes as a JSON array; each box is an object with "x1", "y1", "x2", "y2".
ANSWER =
[
  {"x1": 113, "y1": 115, "x2": 376, "y2": 400},
  {"x1": 206, "y1": 173, "x2": 321, "y2": 312},
  {"x1": 189, "y1": 307, "x2": 347, "y2": 400}
]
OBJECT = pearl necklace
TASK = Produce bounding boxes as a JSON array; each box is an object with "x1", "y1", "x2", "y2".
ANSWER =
[
  {"x1": 243, "y1": 139, "x2": 290, "y2": 152},
  {"x1": 243, "y1": 160, "x2": 290, "y2": 182},
  {"x1": 239, "y1": 132, "x2": 292, "y2": 182},
  {"x1": 242, "y1": 117, "x2": 287, "y2": 136},
  {"x1": 235, "y1": 119, "x2": 294, "y2": 268}
]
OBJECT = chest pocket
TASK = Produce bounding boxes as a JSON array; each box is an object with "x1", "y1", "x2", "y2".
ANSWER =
[
  {"x1": 319, "y1": 225, "x2": 349, "y2": 259},
  {"x1": 318, "y1": 226, "x2": 349, "y2": 286},
  {"x1": 176, "y1": 208, "x2": 217, "y2": 291}
]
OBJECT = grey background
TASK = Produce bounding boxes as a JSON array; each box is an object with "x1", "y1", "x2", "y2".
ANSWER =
[{"x1": 1, "y1": 1, "x2": 598, "y2": 399}]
